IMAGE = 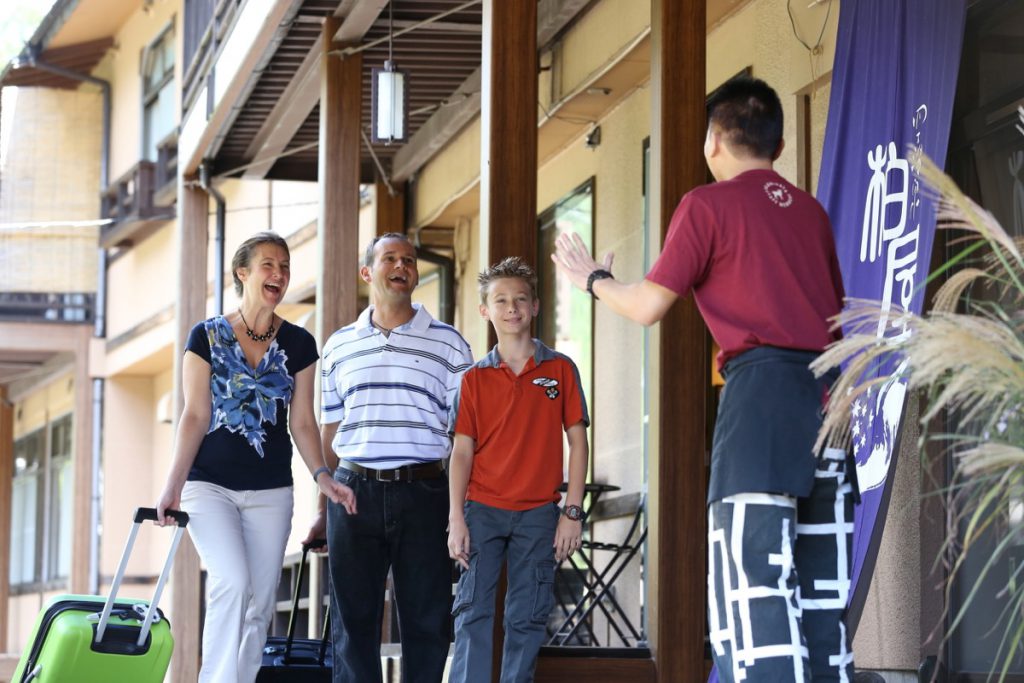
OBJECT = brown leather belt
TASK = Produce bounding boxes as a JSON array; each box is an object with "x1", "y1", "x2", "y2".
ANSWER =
[{"x1": 338, "y1": 459, "x2": 446, "y2": 483}]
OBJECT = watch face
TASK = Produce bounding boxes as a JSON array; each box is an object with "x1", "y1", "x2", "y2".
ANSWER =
[{"x1": 564, "y1": 505, "x2": 583, "y2": 521}]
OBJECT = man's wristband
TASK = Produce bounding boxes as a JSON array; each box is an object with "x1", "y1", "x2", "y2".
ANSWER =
[
  {"x1": 586, "y1": 269, "x2": 614, "y2": 299},
  {"x1": 312, "y1": 466, "x2": 332, "y2": 483}
]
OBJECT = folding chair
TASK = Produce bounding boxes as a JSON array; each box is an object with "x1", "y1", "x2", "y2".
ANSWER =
[{"x1": 547, "y1": 494, "x2": 647, "y2": 647}]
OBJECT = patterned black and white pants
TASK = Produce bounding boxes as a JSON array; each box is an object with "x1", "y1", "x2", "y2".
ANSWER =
[{"x1": 707, "y1": 448, "x2": 855, "y2": 682}]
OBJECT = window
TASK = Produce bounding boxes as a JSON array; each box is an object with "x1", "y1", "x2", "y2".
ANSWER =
[
  {"x1": 537, "y1": 179, "x2": 595, "y2": 415},
  {"x1": 10, "y1": 429, "x2": 44, "y2": 586},
  {"x1": 142, "y1": 24, "x2": 176, "y2": 162},
  {"x1": 9, "y1": 414, "x2": 74, "y2": 588},
  {"x1": 48, "y1": 415, "x2": 73, "y2": 580}
]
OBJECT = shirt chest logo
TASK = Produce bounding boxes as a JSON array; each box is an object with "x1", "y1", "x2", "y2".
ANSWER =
[
  {"x1": 763, "y1": 181, "x2": 793, "y2": 208},
  {"x1": 532, "y1": 377, "x2": 559, "y2": 400}
]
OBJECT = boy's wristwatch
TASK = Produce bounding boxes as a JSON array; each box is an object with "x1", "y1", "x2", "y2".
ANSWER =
[{"x1": 562, "y1": 504, "x2": 585, "y2": 521}]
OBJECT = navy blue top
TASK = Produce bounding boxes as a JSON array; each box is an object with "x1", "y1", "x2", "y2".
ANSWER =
[{"x1": 185, "y1": 316, "x2": 318, "y2": 491}]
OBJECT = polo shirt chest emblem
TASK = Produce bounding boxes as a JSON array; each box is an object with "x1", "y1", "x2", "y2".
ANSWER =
[
  {"x1": 532, "y1": 377, "x2": 559, "y2": 400},
  {"x1": 763, "y1": 181, "x2": 793, "y2": 208}
]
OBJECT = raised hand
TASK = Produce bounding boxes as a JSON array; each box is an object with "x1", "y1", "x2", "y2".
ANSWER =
[{"x1": 551, "y1": 232, "x2": 614, "y2": 292}]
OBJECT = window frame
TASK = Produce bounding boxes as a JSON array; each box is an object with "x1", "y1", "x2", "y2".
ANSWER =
[
  {"x1": 141, "y1": 20, "x2": 177, "y2": 162},
  {"x1": 9, "y1": 412, "x2": 74, "y2": 594},
  {"x1": 536, "y1": 176, "x2": 596, "y2": 467}
]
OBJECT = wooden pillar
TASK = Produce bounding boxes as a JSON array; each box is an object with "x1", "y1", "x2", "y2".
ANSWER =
[
  {"x1": 0, "y1": 385, "x2": 12, "y2": 651},
  {"x1": 480, "y1": 0, "x2": 538, "y2": 268},
  {"x1": 169, "y1": 181, "x2": 207, "y2": 683},
  {"x1": 649, "y1": 1, "x2": 707, "y2": 681},
  {"x1": 375, "y1": 180, "x2": 405, "y2": 235},
  {"x1": 479, "y1": 2, "x2": 538, "y2": 676},
  {"x1": 70, "y1": 330, "x2": 93, "y2": 594},
  {"x1": 317, "y1": 16, "x2": 362, "y2": 345}
]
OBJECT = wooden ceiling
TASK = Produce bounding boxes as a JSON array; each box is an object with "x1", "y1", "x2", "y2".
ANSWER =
[{"x1": 213, "y1": 0, "x2": 484, "y2": 182}]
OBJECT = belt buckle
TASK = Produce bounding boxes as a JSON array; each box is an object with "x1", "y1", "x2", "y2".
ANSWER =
[{"x1": 376, "y1": 467, "x2": 401, "y2": 482}]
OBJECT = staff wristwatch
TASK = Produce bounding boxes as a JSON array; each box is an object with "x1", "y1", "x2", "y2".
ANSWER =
[
  {"x1": 586, "y1": 269, "x2": 614, "y2": 299},
  {"x1": 562, "y1": 504, "x2": 585, "y2": 522}
]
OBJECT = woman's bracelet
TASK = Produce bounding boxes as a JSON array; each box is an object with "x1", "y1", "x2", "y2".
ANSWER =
[{"x1": 312, "y1": 465, "x2": 332, "y2": 483}]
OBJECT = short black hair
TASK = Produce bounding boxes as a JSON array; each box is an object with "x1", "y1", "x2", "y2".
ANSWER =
[
  {"x1": 363, "y1": 232, "x2": 414, "y2": 267},
  {"x1": 706, "y1": 75, "x2": 783, "y2": 160}
]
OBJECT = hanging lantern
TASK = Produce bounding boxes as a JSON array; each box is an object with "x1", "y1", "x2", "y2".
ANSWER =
[
  {"x1": 370, "y1": 1, "x2": 408, "y2": 145},
  {"x1": 371, "y1": 59, "x2": 408, "y2": 144}
]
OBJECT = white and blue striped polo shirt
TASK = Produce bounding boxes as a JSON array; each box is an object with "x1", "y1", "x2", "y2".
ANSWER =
[{"x1": 321, "y1": 303, "x2": 473, "y2": 468}]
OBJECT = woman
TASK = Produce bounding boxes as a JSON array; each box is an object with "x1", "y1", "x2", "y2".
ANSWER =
[{"x1": 156, "y1": 231, "x2": 356, "y2": 682}]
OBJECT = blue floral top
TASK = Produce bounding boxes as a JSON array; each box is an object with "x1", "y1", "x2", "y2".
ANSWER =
[{"x1": 185, "y1": 316, "x2": 318, "y2": 491}]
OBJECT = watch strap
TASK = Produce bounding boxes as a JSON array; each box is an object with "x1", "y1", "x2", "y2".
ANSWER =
[
  {"x1": 562, "y1": 504, "x2": 585, "y2": 521},
  {"x1": 586, "y1": 269, "x2": 613, "y2": 299}
]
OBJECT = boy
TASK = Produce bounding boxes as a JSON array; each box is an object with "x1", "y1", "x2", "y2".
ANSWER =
[{"x1": 447, "y1": 256, "x2": 590, "y2": 683}]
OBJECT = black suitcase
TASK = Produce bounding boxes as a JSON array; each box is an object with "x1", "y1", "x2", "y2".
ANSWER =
[{"x1": 256, "y1": 540, "x2": 331, "y2": 682}]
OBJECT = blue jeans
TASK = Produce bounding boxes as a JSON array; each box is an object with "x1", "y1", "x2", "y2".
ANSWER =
[
  {"x1": 326, "y1": 468, "x2": 451, "y2": 683},
  {"x1": 449, "y1": 500, "x2": 560, "y2": 683}
]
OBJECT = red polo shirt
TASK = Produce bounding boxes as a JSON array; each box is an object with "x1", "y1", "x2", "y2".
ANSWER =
[
  {"x1": 646, "y1": 169, "x2": 844, "y2": 370},
  {"x1": 453, "y1": 341, "x2": 589, "y2": 511}
]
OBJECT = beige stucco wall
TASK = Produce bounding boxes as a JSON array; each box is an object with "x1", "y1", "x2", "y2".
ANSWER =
[
  {"x1": 105, "y1": 222, "x2": 177, "y2": 340},
  {"x1": 0, "y1": 87, "x2": 102, "y2": 293},
  {"x1": 100, "y1": 376, "x2": 157, "y2": 580},
  {"x1": 553, "y1": 0, "x2": 650, "y2": 102},
  {"x1": 414, "y1": 118, "x2": 482, "y2": 228},
  {"x1": 97, "y1": 0, "x2": 180, "y2": 182},
  {"x1": 12, "y1": 372, "x2": 74, "y2": 440},
  {"x1": 707, "y1": 0, "x2": 837, "y2": 186},
  {"x1": 853, "y1": 398, "x2": 923, "y2": 671}
]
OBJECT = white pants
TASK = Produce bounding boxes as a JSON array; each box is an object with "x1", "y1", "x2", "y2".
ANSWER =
[{"x1": 181, "y1": 480, "x2": 293, "y2": 683}]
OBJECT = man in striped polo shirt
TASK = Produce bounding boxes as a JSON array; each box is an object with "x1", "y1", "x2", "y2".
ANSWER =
[{"x1": 311, "y1": 233, "x2": 473, "y2": 683}]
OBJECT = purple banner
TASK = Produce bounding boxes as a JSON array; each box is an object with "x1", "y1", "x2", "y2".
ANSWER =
[{"x1": 816, "y1": 0, "x2": 965, "y2": 631}]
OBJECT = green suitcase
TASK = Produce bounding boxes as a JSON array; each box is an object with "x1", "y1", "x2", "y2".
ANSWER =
[{"x1": 12, "y1": 507, "x2": 189, "y2": 683}]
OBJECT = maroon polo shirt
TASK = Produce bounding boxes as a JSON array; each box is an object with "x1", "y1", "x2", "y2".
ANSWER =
[{"x1": 646, "y1": 169, "x2": 844, "y2": 370}]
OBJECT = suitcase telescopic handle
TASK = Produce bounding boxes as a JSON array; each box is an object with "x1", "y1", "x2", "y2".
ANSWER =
[
  {"x1": 95, "y1": 507, "x2": 189, "y2": 646},
  {"x1": 135, "y1": 507, "x2": 189, "y2": 527},
  {"x1": 283, "y1": 540, "x2": 328, "y2": 662}
]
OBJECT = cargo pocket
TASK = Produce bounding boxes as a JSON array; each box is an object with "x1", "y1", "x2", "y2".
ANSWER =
[
  {"x1": 452, "y1": 553, "x2": 477, "y2": 617},
  {"x1": 530, "y1": 560, "x2": 556, "y2": 624}
]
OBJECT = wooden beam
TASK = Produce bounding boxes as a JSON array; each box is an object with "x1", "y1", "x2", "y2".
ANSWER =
[
  {"x1": 391, "y1": 0, "x2": 592, "y2": 182},
  {"x1": 0, "y1": 386, "x2": 12, "y2": 651},
  {"x1": 178, "y1": 1, "x2": 304, "y2": 174},
  {"x1": 334, "y1": 0, "x2": 389, "y2": 43},
  {"x1": 536, "y1": 0, "x2": 594, "y2": 47},
  {"x1": 242, "y1": 38, "x2": 324, "y2": 179},
  {"x1": 391, "y1": 69, "x2": 482, "y2": 182},
  {"x1": 535, "y1": 653, "x2": 655, "y2": 680},
  {"x1": 375, "y1": 180, "x2": 405, "y2": 235},
  {"x1": 243, "y1": 0, "x2": 390, "y2": 180},
  {"x1": 317, "y1": 18, "x2": 362, "y2": 345},
  {"x1": 480, "y1": 0, "x2": 538, "y2": 269},
  {"x1": 372, "y1": 19, "x2": 482, "y2": 33},
  {"x1": 649, "y1": 0, "x2": 707, "y2": 682},
  {"x1": 169, "y1": 181, "x2": 207, "y2": 683}
]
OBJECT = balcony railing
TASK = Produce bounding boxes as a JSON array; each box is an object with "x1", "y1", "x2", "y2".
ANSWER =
[
  {"x1": 154, "y1": 131, "x2": 179, "y2": 206},
  {"x1": 183, "y1": 0, "x2": 242, "y2": 115},
  {"x1": 100, "y1": 143, "x2": 177, "y2": 249},
  {"x1": 0, "y1": 292, "x2": 95, "y2": 324}
]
